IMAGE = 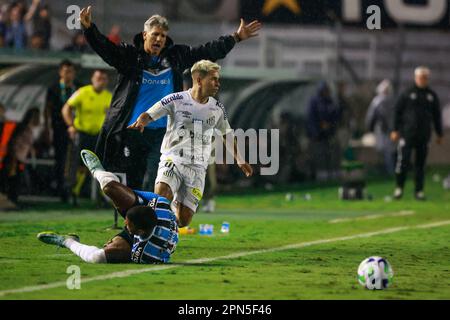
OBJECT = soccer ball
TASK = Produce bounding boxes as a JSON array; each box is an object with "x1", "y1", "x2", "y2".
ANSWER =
[{"x1": 357, "y1": 256, "x2": 394, "y2": 290}]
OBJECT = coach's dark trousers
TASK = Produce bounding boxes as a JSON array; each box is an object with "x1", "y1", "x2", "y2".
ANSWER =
[
  {"x1": 395, "y1": 138, "x2": 428, "y2": 192},
  {"x1": 105, "y1": 128, "x2": 164, "y2": 190}
]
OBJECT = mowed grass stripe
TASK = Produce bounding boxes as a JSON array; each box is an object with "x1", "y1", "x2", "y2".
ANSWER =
[{"x1": 1, "y1": 220, "x2": 449, "y2": 298}]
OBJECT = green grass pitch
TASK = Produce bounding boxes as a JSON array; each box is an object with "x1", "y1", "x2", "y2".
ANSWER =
[{"x1": 0, "y1": 171, "x2": 449, "y2": 300}]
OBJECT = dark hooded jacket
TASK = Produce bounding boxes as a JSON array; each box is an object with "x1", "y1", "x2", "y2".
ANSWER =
[
  {"x1": 83, "y1": 23, "x2": 237, "y2": 166},
  {"x1": 306, "y1": 82, "x2": 342, "y2": 140}
]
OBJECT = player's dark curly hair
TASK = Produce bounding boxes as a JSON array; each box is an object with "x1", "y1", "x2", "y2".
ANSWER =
[{"x1": 126, "y1": 206, "x2": 158, "y2": 233}]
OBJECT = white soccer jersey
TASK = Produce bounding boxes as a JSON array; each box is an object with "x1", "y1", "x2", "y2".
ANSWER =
[{"x1": 146, "y1": 90, "x2": 232, "y2": 169}]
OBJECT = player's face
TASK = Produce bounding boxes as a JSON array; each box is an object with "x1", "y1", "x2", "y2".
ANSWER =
[
  {"x1": 143, "y1": 26, "x2": 167, "y2": 56},
  {"x1": 59, "y1": 65, "x2": 75, "y2": 84},
  {"x1": 201, "y1": 70, "x2": 220, "y2": 97},
  {"x1": 125, "y1": 217, "x2": 138, "y2": 235},
  {"x1": 91, "y1": 71, "x2": 108, "y2": 91},
  {"x1": 415, "y1": 73, "x2": 429, "y2": 88}
]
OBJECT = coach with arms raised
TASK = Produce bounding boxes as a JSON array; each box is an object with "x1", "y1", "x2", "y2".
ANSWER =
[{"x1": 79, "y1": 6, "x2": 261, "y2": 189}]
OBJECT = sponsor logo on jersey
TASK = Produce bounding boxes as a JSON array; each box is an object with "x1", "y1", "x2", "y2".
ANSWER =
[
  {"x1": 192, "y1": 188, "x2": 203, "y2": 201},
  {"x1": 142, "y1": 78, "x2": 171, "y2": 85},
  {"x1": 176, "y1": 110, "x2": 192, "y2": 119},
  {"x1": 206, "y1": 116, "x2": 215, "y2": 126},
  {"x1": 131, "y1": 244, "x2": 143, "y2": 263},
  {"x1": 161, "y1": 93, "x2": 184, "y2": 106}
]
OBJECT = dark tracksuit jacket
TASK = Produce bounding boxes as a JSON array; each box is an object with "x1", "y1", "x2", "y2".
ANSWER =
[
  {"x1": 393, "y1": 85, "x2": 443, "y2": 191},
  {"x1": 83, "y1": 23, "x2": 237, "y2": 188}
]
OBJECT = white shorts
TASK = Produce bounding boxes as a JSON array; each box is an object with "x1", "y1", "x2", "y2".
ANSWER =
[{"x1": 155, "y1": 159, "x2": 206, "y2": 212}]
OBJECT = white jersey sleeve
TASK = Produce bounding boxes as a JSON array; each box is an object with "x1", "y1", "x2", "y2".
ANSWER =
[
  {"x1": 146, "y1": 101, "x2": 168, "y2": 121},
  {"x1": 146, "y1": 92, "x2": 184, "y2": 120},
  {"x1": 216, "y1": 102, "x2": 233, "y2": 136}
]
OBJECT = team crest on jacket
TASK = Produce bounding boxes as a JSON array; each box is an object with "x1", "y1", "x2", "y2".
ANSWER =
[{"x1": 427, "y1": 94, "x2": 434, "y2": 102}]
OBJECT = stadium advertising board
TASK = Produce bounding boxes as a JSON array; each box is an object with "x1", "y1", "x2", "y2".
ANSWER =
[{"x1": 240, "y1": 0, "x2": 450, "y2": 28}]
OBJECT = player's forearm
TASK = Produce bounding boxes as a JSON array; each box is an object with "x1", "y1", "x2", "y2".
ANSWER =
[
  {"x1": 223, "y1": 134, "x2": 245, "y2": 165},
  {"x1": 138, "y1": 112, "x2": 153, "y2": 126}
]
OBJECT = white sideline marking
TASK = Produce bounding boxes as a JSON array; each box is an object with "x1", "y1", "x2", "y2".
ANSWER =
[
  {"x1": 0, "y1": 220, "x2": 449, "y2": 297},
  {"x1": 329, "y1": 211, "x2": 415, "y2": 224}
]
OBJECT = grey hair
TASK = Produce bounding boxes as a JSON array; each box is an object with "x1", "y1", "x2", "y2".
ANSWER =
[
  {"x1": 415, "y1": 66, "x2": 430, "y2": 77},
  {"x1": 144, "y1": 15, "x2": 169, "y2": 32}
]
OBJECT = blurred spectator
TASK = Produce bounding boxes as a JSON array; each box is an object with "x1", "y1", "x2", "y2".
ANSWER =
[
  {"x1": 442, "y1": 102, "x2": 450, "y2": 129},
  {"x1": 29, "y1": 31, "x2": 43, "y2": 49},
  {"x1": 107, "y1": 24, "x2": 121, "y2": 45},
  {"x1": 365, "y1": 79, "x2": 396, "y2": 175},
  {"x1": 306, "y1": 81, "x2": 343, "y2": 181},
  {"x1": 62, "y1": 70, "x2": 111, "y2": 205},
  {"x1": 0, "y1": 107, "x2": 40, "y2": 204},
  {"x1": 4, "y1": 3, "x2": 27, "y2": 49},
  {"x1": 0, "y1": 4, "x2": 7, "y2": 47},
  {"x1": 391, "y1": 67, "x2": 443, "y2": 201},
  {"x1": 0, "y1": 102, "x2": 5, "y2": 135},
  {"x1": 64, "y1": 31, "x2": 91, "y2": 53},
  {"x1": 24, "y1": 0, "x2": 51, "y2": 49},
  {"x1": 44, "y1": 59, "x2": 78, "y2": 202},
  {"x1": 277, "y1": 111, "x2": 300, "y2": 184}
]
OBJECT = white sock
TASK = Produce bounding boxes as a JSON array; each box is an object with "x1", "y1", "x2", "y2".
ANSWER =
[
  {"x1": 64, "y1": 238, "x2": 107, "y2": 264},
  {"x1": 93, "y1": 170, "x2": 120, "y2": 190}
]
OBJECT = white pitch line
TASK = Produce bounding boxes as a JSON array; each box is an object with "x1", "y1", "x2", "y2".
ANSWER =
[
  {"x1": 0, "y1": 220, "x2": 449, "y2": 297},
  {"x1": 329, "y1": 210, "x2": 415, "y2": 224}
]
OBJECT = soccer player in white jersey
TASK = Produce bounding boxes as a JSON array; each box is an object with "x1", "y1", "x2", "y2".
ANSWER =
[{"x1": 128, "y1": 60, "x2": 253, "y2": 227}]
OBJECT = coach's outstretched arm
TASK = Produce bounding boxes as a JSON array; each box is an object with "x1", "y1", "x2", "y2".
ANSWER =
[
  {"x1": 179, "y1": 19, "x2": 262, "y2": 71},
  {"x1": 80, "y1": 6, "x2": 134, "y2": 74}
]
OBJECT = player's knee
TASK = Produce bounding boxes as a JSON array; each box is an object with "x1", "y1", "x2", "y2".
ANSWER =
[
  {"x1": 155, "y1": 183, "x2": 173, "y2": 201},
  {"x1": 87, "y1": 249, "x2": 107, "y2": 264},
  {"x1": 178, "y1": 209, "x2": 194, "y2": 227}
]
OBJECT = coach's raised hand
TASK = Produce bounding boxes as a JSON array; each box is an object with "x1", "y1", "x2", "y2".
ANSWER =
[
  {"x1": 234, "y1": 19, "x2": 262, "y2": 42},
  {"x1": 79, "y1": 6, "x2": 92, "y2": 29},
  {"x1": 127, "y1": 112, "x2": 151, "y2": 133}
]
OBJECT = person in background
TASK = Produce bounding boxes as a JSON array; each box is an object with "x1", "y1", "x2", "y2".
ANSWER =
[
  {"x1": 63, "y1": 31, "x2": 91, "y2": 53},
  {"x1": 365, "y1": 79, "x2": 396, "y2": 175},
  {"x1": 4, "y1": 3, "x2": 26, "y2": 49},
  {"x1": 0, "y1": 108, "x2": 40, "y2": 204},
  {"x1": 0, "y1": 103, "x2": 5, "y2": 138},
  {"x1": 44, "y1": 59, "x2": 78, "y2": 202},
  {"x1": 306, "y1": 81, "x2": 343, "y2": 181},
  {"x1": 391, "y1": 67, "x2": 443, "y2": 201},
  {"x1": 24, "y1": 0, "x2": 51, "y2": 49},
  {"x1": 62, "y1": 70, "x2": 112, "y2": 206},
  {"x1": 107, "y1": 24, "x2": 121, "y2": 45}
]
